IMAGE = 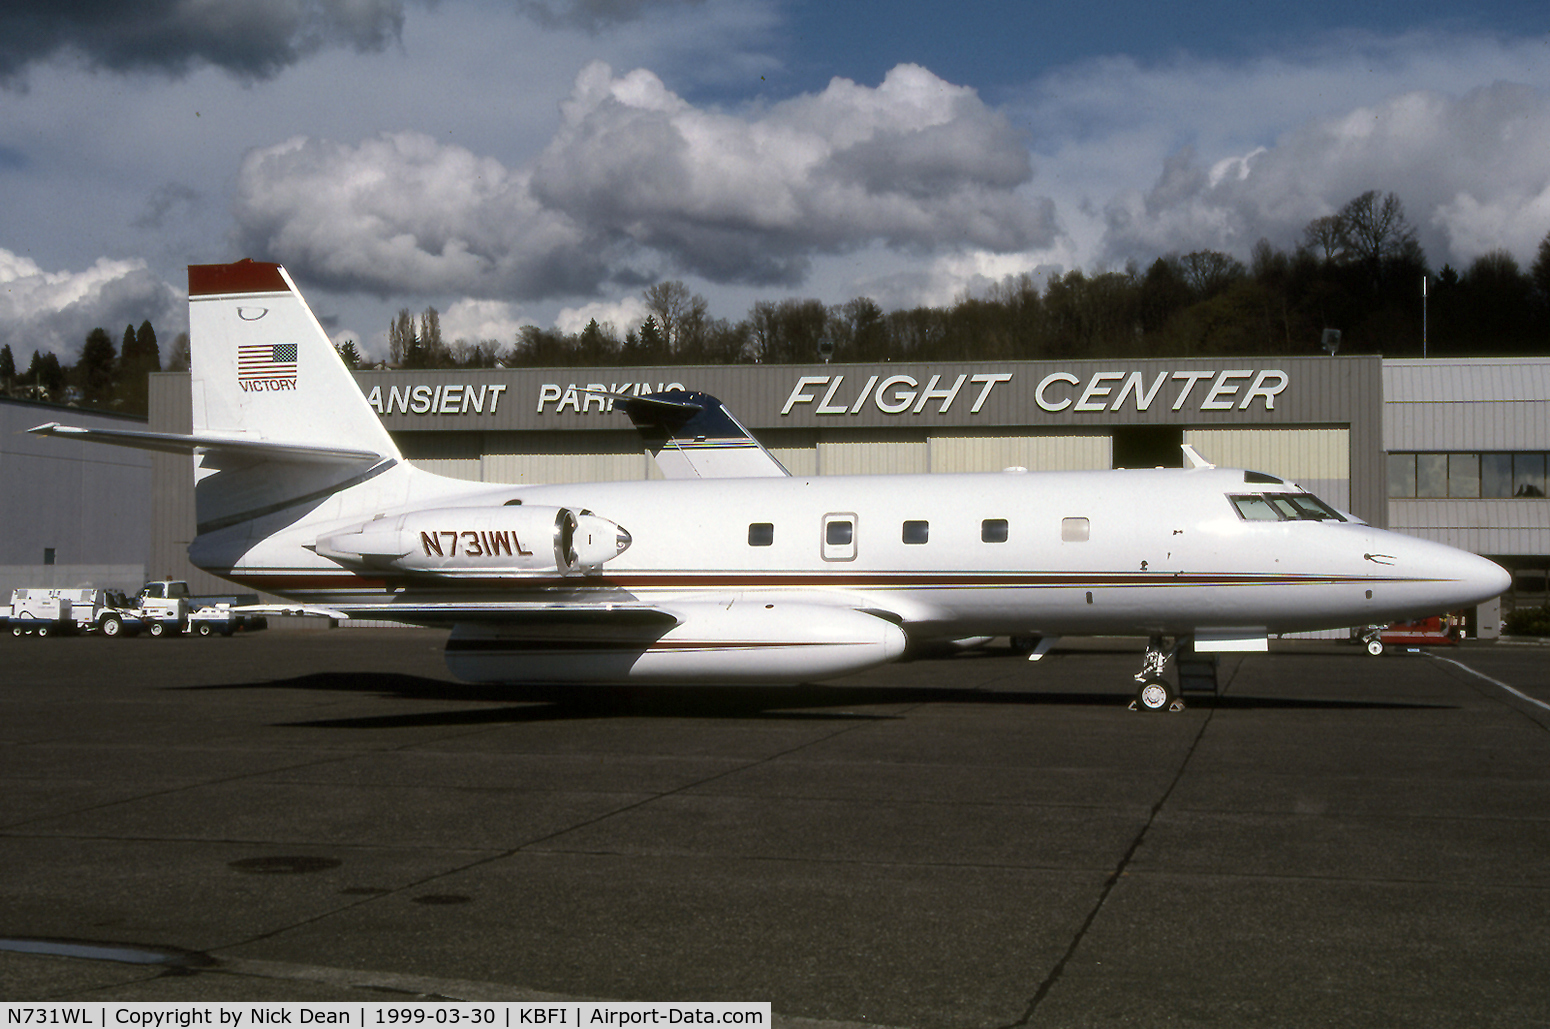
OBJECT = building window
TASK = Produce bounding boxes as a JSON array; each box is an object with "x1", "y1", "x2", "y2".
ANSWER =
[
  {"x1": 1483, "y1": 453, "x2": 1513, "y2": 497},
  {"x1": 1390, "y1": 452, "x2": 1550, "y2": 498},
  {"x1": 902, "y1": 520, "x2": 929, "y2": 544},
  {"x1": 43, "y1": 548, "x2": 55, "y2": 566},
  {"x1": 1388, "y1": 454, "x2": 1416, "y2": 499},
  {"x1": 748, "y1": 523, "x2": 774, "y2": 546},
  {"x1": 981, "y1": 518, "x2": 1008, "y2": 543},
  {"x1": 1448, "y1": 454, "x2": 1480, "y2": 498},
  {"x1": 1416, "y1": 453, "x2": 1447, "y2": 497},
  {"x1": 1516, "y1": 454, "x2": 1546, "y2": 497}
]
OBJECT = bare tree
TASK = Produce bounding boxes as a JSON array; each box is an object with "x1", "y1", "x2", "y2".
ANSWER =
[
  {"x1": 388, "y1": 308, "x2": 416, "y2": 366},
  {"x1": 1531, "y1": 229, "x2": 1550, "y2": 312},
  {"x1": 419, "y1": 306, "x2": 446, "y2": 366},
  {"x1": 642, "y1": 280, "x2": 708, "y2": 354},
  {"x1": 1301, "y1": 215, "x2": 1347, "y2": 264},
  {"x1": 1178, "y1": 250, "x2": 1246, "y2": 298},
  {"x1": 1338, "y1": 190, "x2": 1421, "y2": 267}
]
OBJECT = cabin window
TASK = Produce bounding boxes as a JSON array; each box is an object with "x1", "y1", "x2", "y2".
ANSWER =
[
  {"x1": 902, "y1": 520, "x2": 929, "y2": 544},
  {"x1": 981, "y1": 518, "x2": 1009, "y2": 543},
  {"x1": 1061, "y1": 517, "x2": 1090, "y2": 542},
  {"x1": 748, "y1": 522, "x2": 774, "y2": 547},
  {"x1": 822, "y1": 513, "x2": 858, "y2": 561},
  {"x1": 1229, "y1": 493, "x2": 1345, "y2": 522},
  {"x1": 1232, "y1": 496, "x2": 1281, "y2": 521}
]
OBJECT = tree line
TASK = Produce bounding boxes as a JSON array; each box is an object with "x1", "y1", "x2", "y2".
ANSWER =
[
  {"x1": 0, "y1": 322, "x2": 186, "y2": 416},
  {"x1": 382, "y1": 190, "x2": 1550, "y2": 369},
  {"x1": 10, "y1": 188, "x2": 1550, "y2": 418}
]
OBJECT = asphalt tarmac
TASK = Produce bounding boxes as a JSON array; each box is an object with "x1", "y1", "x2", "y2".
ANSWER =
[{"x1": 3, "y1": 629, "x2": 1549, "y2": 1027}]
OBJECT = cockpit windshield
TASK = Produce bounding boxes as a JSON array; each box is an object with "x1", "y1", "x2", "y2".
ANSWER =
[{"x1": 1229, "y1": 492, "x2": 1345, "y2": 522}]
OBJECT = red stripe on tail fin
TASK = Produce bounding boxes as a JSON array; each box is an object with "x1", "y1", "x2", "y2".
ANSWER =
[{"x1": 189, "y1": 259, "x2": 289, "y2": 297}]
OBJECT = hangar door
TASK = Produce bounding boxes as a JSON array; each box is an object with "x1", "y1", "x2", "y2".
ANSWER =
[{"x1": 1184, "y1": 428, "x2": 1350, "y2": 512}]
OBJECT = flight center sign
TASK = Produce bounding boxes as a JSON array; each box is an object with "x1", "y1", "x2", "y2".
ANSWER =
[
  {"x1": 779, "y1": 367, "x2": 1289, "y2": 418},
  {"x1": 354, "y1": 358, "x2": 1358, "y2": 432}
]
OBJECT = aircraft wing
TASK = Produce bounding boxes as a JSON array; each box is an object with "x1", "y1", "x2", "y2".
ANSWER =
[
  {"x1": 331, "y1": 599, "x2": 681, "y2": 630},
  {"x1": 601, "y1": 389, "x2": 791, "y2": 479},
  {"x1": 27, "y1": 422, "x2": 385, "y2": 464},
  {"x1": 402, "y1": 594, "x2": 906, "y2": 684}
]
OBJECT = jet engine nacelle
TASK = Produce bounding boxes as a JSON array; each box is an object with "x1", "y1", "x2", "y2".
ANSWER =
[
  {"x1": 314, "y1": 505, "x2": 630, "y2": 577},
  {"x1": 444, "y1": 601, "x2": 908, "y2": 684}
]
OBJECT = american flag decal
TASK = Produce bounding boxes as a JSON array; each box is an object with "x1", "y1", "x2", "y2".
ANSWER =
[{"x1": 237, "y1": 343, "x2": 298, "y2": 391}]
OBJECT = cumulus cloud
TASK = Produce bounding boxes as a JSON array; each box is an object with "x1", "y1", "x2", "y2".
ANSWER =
[
  {"x1": 232, "y1": 132, "x2": 605, "y2": 299},
  {"x1": 1099, "y1": 81, "x2": 1550, "y2": 269},
  {"x1": 0, "y1": 0, "x2": 404, "y2": 84},
  {"x1": 515, "y1": 0, "x2": 707, "y2": 32},
  {"x1": 555, "y1": 295, "x2": 649, "y2": 336},
  {"x1": 0, "y1": 250, "x2": 182, "y2": 361},
  {"x1": 532, "y1": 62, "x2": 1053, "y2": 284},
  {"x1": 440, "y1": 298, "x2": 536, "y2": 344},
  {"x1": 231, "y1": 61, "x2": 1056, "y2": 299}
]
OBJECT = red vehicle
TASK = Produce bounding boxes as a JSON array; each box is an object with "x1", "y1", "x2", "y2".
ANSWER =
[{"x1": 1355, "y1": 614, "x2": 1463, "y2": 654}]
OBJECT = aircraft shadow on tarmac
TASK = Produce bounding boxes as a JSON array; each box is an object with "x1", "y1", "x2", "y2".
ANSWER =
[{"x1": 177, "y1": 666, "x2": 1453, "y2": 731}]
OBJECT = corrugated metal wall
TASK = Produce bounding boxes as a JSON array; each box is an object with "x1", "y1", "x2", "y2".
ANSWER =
[
  {"x1": 398, "y1": 432, "x2": 484, "y2": 481},
  {"x1": 1384, "y1": 358, "x2": 1550, "y2": 559},
  {"x1": 394, "y1": 427, "x2": 1362, "y2": 485},
  {"x1": 928, "y1": 433, "x2": 1112, "y2": 473},
  {"x1": 1385, "y1": 358, "x2": 1550, "y2": 451},
  {"x1": 817, "y1": 433, "x2": 929, "y2": 475},
  {"x1": 1185, "y1": 428, "x2": 1351, "y2": 511},
  {"x1": 479, "y1": 431, "x2": 655, "y2": 484},
  {"x1": 1390, "y1": 500, "x2": 1550, "y2": 555},
  {"x1": 395, "y1": 430, "x2": 1122, "y2": 481},
  {"x1": 1, "y1": 397, "x2": 151, "y2": 571}
]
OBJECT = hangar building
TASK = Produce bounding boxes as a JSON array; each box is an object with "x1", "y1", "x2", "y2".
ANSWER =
[{"x1": 0, "y1": 396, "x2": 151, "y2": 596}]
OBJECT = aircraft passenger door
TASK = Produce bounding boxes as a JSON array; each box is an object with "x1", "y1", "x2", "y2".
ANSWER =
[{"x1": 822, "y1": 512, "x2": 858, "y2": 561}]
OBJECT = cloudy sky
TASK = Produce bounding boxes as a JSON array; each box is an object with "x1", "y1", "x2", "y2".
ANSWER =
[{"x1": 2, "y1": 0, "x2": 1547, "y2": 362}]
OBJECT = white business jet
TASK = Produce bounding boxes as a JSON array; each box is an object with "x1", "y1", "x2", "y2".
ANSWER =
[{"x1": 31, "y1": 261, "x2": 1510, "y2": 710}]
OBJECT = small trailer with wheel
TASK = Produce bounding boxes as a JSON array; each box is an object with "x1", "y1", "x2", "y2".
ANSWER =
[
  {"x1": 133, "y1": 581, "x2": 268, "y2": 636},
  {"x1": 6, "y1": 588, "x2": 144, "y2": 637},
  {"x1": 186, "y1": 599, "x2": 268, "y2": 636}
]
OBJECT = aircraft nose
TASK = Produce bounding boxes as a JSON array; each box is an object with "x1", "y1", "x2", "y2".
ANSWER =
[
  {"x1": 1473, "y1": 552, "x2": 1513, "y2": 602},
  {"x1": 1381, "y1": 532, "x2": 1511, "y2": 609}
]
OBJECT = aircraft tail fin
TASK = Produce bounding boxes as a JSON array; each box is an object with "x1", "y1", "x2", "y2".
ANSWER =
[
  {"x1": 188, "y1": 260, "x2": 400, "y2": 462},
  {"x1": 610, "y1": 389, "x2": 789, "y2": 479},
  {"x1": 186, "y1": 261, "x2": 404, "y2": 537}
]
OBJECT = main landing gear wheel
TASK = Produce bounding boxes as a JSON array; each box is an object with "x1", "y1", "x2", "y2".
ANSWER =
[
  {"x1": 1130, "y1": 636, "x2": 1185, "y2": 712},
  {"x1": 1366, "y1": 638, "x2": 1384, "y2": 656},
  {"x1": 1133, "y1": 678, "x2": 1183, "y2": 713}
]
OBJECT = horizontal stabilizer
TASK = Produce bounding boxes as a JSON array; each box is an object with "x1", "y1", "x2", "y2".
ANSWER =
[{"x1": 28, "y1": 422, "x2": 386, "y2": 464}]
